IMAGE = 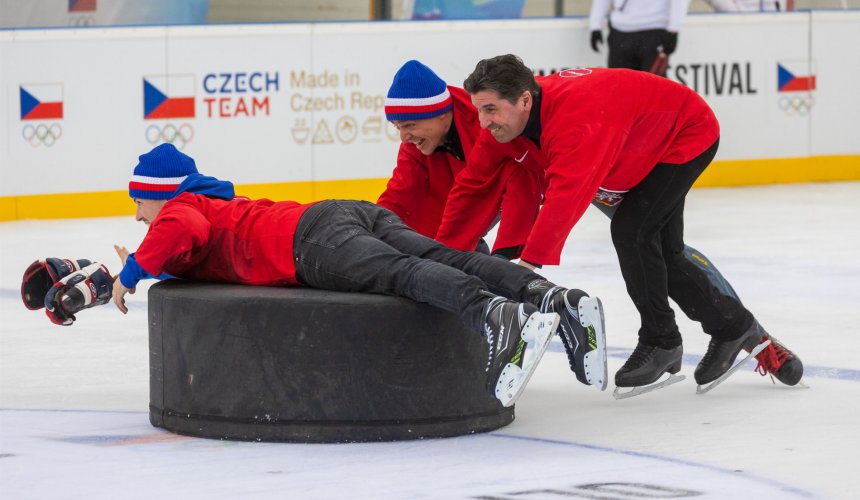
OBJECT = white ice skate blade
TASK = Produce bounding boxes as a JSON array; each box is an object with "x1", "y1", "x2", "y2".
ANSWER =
[
  {"x1": 578, "y1": 296, "x2": 608, "y2": 391},
  {"x1": 521, "y1": 311, "x2": 558, "y2": 347},
  {"x1": 696, "y1": 339, "x2": 772, "y2": 395},
  {"x1": 518, "y1": 311, "x2": 558, "y2": 373},
  {"x1": 612, "y1": 373, "x2": 686, "y2": 400},
  {"x1": 495, "y1": 312, "x2": 559, "y2": 407},
  {"x1": 495, "y1": 363, "x2": 524, "y2": 407}
]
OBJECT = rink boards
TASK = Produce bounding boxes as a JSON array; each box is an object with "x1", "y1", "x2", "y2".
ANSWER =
[{"x1": 1, "y1": 11, "x2": 858, "y2": 220}]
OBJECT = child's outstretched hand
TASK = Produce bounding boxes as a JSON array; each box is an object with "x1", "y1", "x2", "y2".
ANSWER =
[{"x1": 112, "y1": 278, "x2": 133, "y2": 314}]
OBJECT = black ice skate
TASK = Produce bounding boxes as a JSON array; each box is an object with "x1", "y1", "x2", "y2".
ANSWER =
[
  {"x1": 539, "y1": 287, "x2": 607, "y2": 390},
  {"x1": 613, "y1": 343, "x2": 685, "y2": 400},
  {"x1": 482, "y1": 296, "x2": 559, "y2": 407},
  {"x1": 694, "y1": 322, "x2": 773, "y2": 394}
]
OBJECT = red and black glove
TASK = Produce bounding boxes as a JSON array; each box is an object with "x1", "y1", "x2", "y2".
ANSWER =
[
  {"x1": 21, "y1": 258, "x2": 93, "y2": 310},
  {"x1": 43, "y1": 263, "x2": 114, "y2": 326}
]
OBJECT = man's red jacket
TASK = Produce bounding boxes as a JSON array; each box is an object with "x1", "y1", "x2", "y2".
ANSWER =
[{"x1": 438, "y1": 68, "x2": 719, "y2": 265}]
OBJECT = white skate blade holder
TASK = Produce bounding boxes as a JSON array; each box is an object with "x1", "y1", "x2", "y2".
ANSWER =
[
  {"x1": 495, "y1": 312, "x2": 559, "y2": 407},
  {"x1": 578, "y1": 296, "x2": 608, "y2": 391},
  {"x1": 612, "y1": 373, "x2": 686, "y2": 400},
  {"x1": 696, "y1": 339, "x2": 771, "y2": 395}
]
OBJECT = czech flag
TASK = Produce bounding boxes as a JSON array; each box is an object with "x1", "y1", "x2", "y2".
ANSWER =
[
  {"x1": 68, "y1": 0, "x2": 96, "y2": 12},
  {"x1": 778, "y1": 62, "x2": 816, "y2": 92},
  {"x1": 144, "y1": 75, "x2": 195, "y2": 120},
  {"x1": 20, "y1": 84, "x2": 64, "y2": 121}
]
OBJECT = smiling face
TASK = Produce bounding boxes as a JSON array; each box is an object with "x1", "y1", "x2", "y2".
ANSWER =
[
  {"x1": 470, "y1": 89, "x2": 532, "y2": 144},
  {"x1": 134, "y1": 198, "x2": 167, "y2": 225},
  {"x1": 391, "y1": 111, "x2": 453, "y2": 155}
]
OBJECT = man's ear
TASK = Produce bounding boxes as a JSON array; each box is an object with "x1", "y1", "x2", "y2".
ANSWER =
[
  {"x1": 439, "y1": 110, "x2": 454, "y2": 129},
  {"x1": 522, "y1": 91, "x2": 533, "y2": 111}
]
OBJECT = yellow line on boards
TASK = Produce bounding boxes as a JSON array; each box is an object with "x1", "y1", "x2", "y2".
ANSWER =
[
  {"x1": 0, "y1": 178, "x2": 390, "y2": 222},
  {"x1": 694, "y1": 155, "x2": 860, "y2": 187},
  {"x1": 1, "y1": 155, "x2": 858, "y2": 221}
]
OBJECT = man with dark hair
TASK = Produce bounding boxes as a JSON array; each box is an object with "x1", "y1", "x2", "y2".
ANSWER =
[
  {"x1": 111, "y1": 143, "x2": 611, "y2": 406},
  {"x1": 444, "y1": 54, "x2": 803, "y2": 398}
]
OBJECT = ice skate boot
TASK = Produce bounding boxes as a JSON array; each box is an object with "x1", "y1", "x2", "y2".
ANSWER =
[
  {"x1": 694, "y1": 322, "x2": 774, "y2": 394},
  {"x1": 539, "y1": 287, "x2": 607, "y2": 390},
  {"x1": 748, "y1": 331, "x2": 804, "y2": 387},
  {"x1": 613, "y1": 343, "x2": 685, "y2": 399},
  {"x1": 482, "y1": 296, "x2": 559, "y2": 407}
]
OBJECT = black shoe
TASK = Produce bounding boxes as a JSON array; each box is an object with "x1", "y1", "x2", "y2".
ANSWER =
[
  {"x1": 615, "y1": 342, "x2": 683, "y2": 387},
  {"x1": 482, "y1": 296, "x2": 558, "y2": 407},
  {"x1": 695, "y1": 326, "x2": 762, "y2": 385},
  {"x1": 539, "y1": 287, "x2": 608, "y2": 390}
]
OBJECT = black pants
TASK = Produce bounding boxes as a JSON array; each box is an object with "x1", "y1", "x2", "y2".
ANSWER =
[
  {"x1": 608, "y1": 27, "x2": 668, "y2": 76},
  {"x1": 608, "y1": 139, "x2": 754, "y2": 348},
  {"x1": 293, "y1": 200, "x2": 545, "y2": 334}
]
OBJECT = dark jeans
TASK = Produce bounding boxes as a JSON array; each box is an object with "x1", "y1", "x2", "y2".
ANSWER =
[
  {"x1": 293, "y1": 200, "x2": 545, "y2": 333},
  {"x1": 607, "y1": 139, "x2": 754, "y2": 348},
  {"x1": 608, "y1": 27, "x2": 669, "y2": 76}
]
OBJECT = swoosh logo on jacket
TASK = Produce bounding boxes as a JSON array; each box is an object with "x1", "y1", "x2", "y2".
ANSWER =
[{"x1": 514, "y1": 150, "x2": 529, "y2": 163}]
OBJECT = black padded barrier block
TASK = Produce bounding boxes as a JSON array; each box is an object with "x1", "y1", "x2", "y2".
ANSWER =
[{"x1": 148, "y1": 280, "x2": 514, "y2": 443}]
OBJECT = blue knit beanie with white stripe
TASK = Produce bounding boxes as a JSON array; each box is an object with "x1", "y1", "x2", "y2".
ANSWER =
[
  {"x1": 385, "y1": 60, "x2": 453, "y2": 121},
  {"x1": 128, "y1": 144, "x2": 198, "y2": 200}
]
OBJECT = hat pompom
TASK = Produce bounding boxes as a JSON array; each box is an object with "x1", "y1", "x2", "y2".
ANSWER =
[
  {"x1": 129, "y1": 144, "x2": 198, "y2": 200},
  {"x1": 385, "y1": 60, "x2": 453, "y2": 121}
]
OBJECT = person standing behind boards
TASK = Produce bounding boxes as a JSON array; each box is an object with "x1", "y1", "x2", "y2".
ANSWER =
[{"x1": 589, "y1": 0, "x2": 691, "y2": 77}]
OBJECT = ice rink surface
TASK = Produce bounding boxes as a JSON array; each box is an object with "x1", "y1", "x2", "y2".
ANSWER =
[{"x1": 1, "y1": 182, "x2": 859, "y2": 499}]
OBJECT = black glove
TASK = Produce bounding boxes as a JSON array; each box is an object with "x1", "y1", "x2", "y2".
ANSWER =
[
  {"x1": 21, "y1": 258, "x2": 93, "y2": 310},
  {"x1": 43, "y1": 263, "x2": 114, "y2": 326},
  {"x1": 661, "y1": 31, "x2": 678, "y2": 55},
  {"x1": 590, "y1": 30, "x2": 604, "y2": 53}
]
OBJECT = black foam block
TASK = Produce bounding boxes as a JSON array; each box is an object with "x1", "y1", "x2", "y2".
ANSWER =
[{"x1": 148, "y1": 280, "x2": 514, "y2": 442}]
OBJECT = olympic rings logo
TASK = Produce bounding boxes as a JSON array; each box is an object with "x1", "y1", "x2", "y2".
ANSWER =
[
  {"x1": 22, "y1": 123, "x2": 63, "y2": 147},
  {"x1": 145, "y1": 123, "x2": 194, "y2": 149},
  {"x1": 778, "y1": 94, "x2": 814, "y2": 117}
]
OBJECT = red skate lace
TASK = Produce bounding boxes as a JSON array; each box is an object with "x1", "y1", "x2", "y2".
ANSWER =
[{"x1": 752, "y1": 335, "x2": 789, "y2": 383}]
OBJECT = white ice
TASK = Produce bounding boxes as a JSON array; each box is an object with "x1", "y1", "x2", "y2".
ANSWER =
[{"x1": 2, "y1": 182, "x2": 859, "y2": 499}]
